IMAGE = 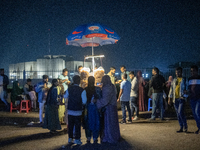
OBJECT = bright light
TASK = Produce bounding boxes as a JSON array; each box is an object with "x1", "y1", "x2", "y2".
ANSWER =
[
  {"x1": 82, "y1": 67, "x2": 90, "y2": 73},
  {"x1": 85, "y1": 55, "x2": 105, "y2": 59}
]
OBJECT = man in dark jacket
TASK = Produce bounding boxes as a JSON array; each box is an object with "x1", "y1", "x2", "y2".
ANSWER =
[
  {"x1": 188, "y1": 65, "x2": 200, "y2": 134},
  {"x1": 64, "y1": 75, "x2": 87, "y2": 145},
  {"x1": 149, "y1": 67, "x2": 165, "y2": 120},
  {"x1": 0, "y1": 69, "x2": 9, "y2": 111}
]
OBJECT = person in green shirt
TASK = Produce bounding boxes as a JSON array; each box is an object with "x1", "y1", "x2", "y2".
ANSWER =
[{"x1": 107, "y1": 66, "x2": 116, "y2": 85}]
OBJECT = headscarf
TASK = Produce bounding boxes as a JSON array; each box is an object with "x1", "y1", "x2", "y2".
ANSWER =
[
  {"x1": 137, "y1": 70, "x2": 142, "y2": 78},
  {"x1": 11, "y1": 81, "x2": 22, "y2": 102},
  {"x1": 137, "y1": 70, "x2": 145, "y2": 85},
  {"x1": 12, "y1": 81, "x2": 22, "y2": 95},
  {"x1": 168, "y1": 76, "x2": 173, "y2": 82},
  {"x1": 101, "y1": 75, "x2": 112, "y2": 87},
  {"x1": 86, "y1": 76, "x2": 95, "y2": 103},
  {"x1": 166, "y1": 76, "x2": 173, "y2": 88},
  {"x1": 49, "y1": 79, "x2": 58, "y2": 91}
]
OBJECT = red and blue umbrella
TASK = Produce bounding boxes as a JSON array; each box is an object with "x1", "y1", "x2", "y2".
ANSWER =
[
  {"x1": 66, "y1": 23, "x2": 120, "y2": 48},
  {"x1": 66, "y1": 23, "x2": 120, "y2": 74}
]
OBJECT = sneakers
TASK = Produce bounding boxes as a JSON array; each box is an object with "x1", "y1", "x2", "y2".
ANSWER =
[
  {"x1": 132, "y1": 116, "x2": 139, "y2": 121},
  {"x1": 120, "y1": 120, "x2": 126, "y2": 124},
  {"x1": 127, "y1": 120, "x2": 132, "y2": 123},
  {"x1": 148, "y1": 118, "x2": 155, "y2": 121},
  {"x1": 176, "y1": 129, "x2": 183, "y2": 133},
  {"x1": 50, "y1": 130, "x2": 57, "y2": 134},
  {"x1": 68, "y1": 138, "x2": 73, "y2": 144},
  {"x1": 74, "y1": 139, "x2": 82, "y2": 145}
]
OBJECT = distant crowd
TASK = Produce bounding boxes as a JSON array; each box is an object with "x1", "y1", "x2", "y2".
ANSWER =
[{"x1": 0, "y1": 64, "x2": 200, "y2": 145}]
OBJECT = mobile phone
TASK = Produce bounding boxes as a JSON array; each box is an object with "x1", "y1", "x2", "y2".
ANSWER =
[{"x1": 97, "y1": 83, "x2": 102, "y2": 86}]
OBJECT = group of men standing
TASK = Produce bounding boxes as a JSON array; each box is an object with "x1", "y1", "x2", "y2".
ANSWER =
[
  {"x1": 107, "y1": 65, "x2": 200, "y2": 134},
  {"x1": 168, "y1": 65, "x2": 200, "y2": 134},
  {"x1": 107, "y1": 66, "x2": 140, "y2": 123}
]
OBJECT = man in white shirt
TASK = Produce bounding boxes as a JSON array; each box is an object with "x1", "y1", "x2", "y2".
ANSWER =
[{"x1": 129, "y1": 71, "x2": 139, "y2": 120}]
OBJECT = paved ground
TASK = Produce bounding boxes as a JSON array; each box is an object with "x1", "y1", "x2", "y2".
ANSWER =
[{"x1": 0, "y1": 105, "x2": 200, "y2": 150}]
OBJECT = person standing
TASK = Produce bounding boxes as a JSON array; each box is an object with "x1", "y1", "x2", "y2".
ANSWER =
[
  {"x1": 120, "y1": 65, "x2": 131, "y2": 82},
  {"x1": 0, "y1": 68, "x2": 9, "y2": 111},
  {"x1": 149, "y1": 67, "x2": 165, "y2": 120},
  {"x1": 28, "y1": 86, "x2": 37, "y2": 111},
  {"x1": 129, "y1": 71, "x2": 139, "y2": 120},
  {"x1": 35, "y1": 75, "x2": 51, "y2": 124},
  {"x1": 96, "y1": 75, "x2": 120, "y2": 144},
  {"x1": 84, "y1": 76, "x2": 101, "y2": 144},
  {"x1": 188, "y1": 65, "x2": 200, "y2": 134},
  {"x1": 137, "y1": 70, "x2": 147, "y2": 111},
  {"x1": 65, "y1": 75, "x2": 87, "y2": 145},
  {"x1": 23, "y1": 78, "x2": 32, "y2": 100},
  {"x1": 43, "y1": 79, "x2": 61, "y2": 133},
  {"x1": 117, "y1": 74, "x2": 132, "y2": 123},
  {"x1": 57, "y1": 80, "x2": 65, "y2": 124},
  {"x1": 107, "y1": 67, "x2": 116, "y2": 85},
  {"x1": 168, "y1": 67, "x2": 188, "y2": 132}
]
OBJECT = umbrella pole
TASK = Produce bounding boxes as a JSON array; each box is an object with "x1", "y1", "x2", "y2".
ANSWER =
[{"x1": 92, "y1": 37, "x2": 95, "y2": 76}]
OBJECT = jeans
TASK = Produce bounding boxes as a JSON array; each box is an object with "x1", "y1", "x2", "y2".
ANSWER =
[
  {"x1": 39, "y1": 100, "x2": 46, "y2": 123},
  {"x1": 121, "y1": 101, "x2": 131, "y2": 121},
  {"x1": 130, "y1": 96, "x2": 139, "y2": 117},
  {"x1": 0, "y1": 90, "x2": 9, "y2": 106},
  {"x1": 174, "y1": 99, "x2": 187, "y2": 129},
  {"x1": 190, "y1": 99, "x2": 200, "y2": 129},
  {"x1": 151, "y1": 93, "x2": 164, "y2": 119},
  {"x1": 68, "y1": 115, "x2": 81, "y2": 139}
]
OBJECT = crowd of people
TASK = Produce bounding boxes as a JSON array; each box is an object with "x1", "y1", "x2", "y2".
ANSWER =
[{"x1": 0, "y1": 64, "x2": 200, "y2": 145}]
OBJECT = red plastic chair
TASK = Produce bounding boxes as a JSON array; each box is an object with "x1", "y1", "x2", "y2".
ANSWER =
[
  {"x1": 10, "y1": 102, "x2": 20, "y2": 113},
  {"x1": 20, "y1": 100, "x2": 31, "y2": 113}
]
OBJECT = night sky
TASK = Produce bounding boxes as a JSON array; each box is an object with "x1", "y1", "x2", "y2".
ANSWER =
[{"x1": 1, "y1": 0, "x2": 200, "y2": 73}]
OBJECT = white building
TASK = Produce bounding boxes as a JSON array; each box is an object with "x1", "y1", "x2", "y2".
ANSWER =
[{"x1": 9, "y1": 55, "x2": 92, "y2": 79}]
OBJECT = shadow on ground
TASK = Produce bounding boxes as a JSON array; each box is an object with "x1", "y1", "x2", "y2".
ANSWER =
[
  {"x1": 0, "y1": 130, "x2": 67, "y2": 147},
  {"x1": 55, "y1": 137, "x2": 134, "y2": 150}
]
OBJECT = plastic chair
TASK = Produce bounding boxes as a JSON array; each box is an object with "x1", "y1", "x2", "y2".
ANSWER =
[
  {"x1": 20, "y1": 100, "x2": 31, "y2": 113},
  {"x1": 10, "y1": 102, "x2": 20, "y2": 113},
  {"x1": 148, "y1": 98, "x2": 152, "y2": 111}
]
